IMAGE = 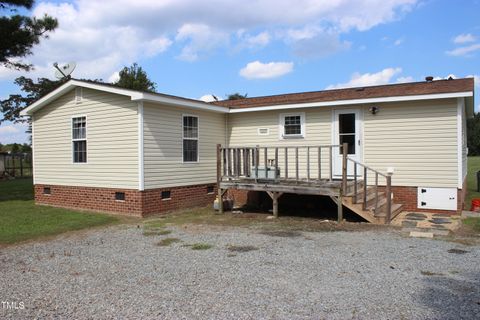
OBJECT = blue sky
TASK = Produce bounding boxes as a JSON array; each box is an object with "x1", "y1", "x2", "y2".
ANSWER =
[{"x1": 0, "y1": 0, "x2": 479, "y2": 144}]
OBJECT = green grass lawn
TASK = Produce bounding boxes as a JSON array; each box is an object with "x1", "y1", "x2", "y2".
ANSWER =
[
  {"x1": 0, "y1": 178, "x2": 118, "y2": 244},
  {"x1": 466, "y1": 156, "x2": 480, "y2": 207}
]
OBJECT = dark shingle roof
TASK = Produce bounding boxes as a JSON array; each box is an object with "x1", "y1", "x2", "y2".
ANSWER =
[{"x1": 213, "y1": 78, "x2": 474, "y2": 109}]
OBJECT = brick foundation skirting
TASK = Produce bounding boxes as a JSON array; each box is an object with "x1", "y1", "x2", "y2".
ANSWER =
[{"x1": 35, "y1": 183, "x2": 217, "y2": 217}]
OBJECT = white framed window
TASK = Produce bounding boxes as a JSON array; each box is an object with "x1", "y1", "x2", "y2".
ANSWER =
[
  {"x1": 182, "y1": 115, "x2": 198, "y2": 162},
  {"x1": 279, "y1": 112, "x2": 305, "y2": 139},
  {"x1": 72, "y1": 116, "x2": 87, "y2": 163}
]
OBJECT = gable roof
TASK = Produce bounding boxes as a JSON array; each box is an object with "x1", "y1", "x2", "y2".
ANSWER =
[
  {"x1": 21, "y1": 77, "x2": 474, "y2": 117},
  {"x1": 213, "y1": 78, "x2": 474, "y2": 113},
  {"x1": 20, "y1": 79, "x2": 229, "y2": 116}
]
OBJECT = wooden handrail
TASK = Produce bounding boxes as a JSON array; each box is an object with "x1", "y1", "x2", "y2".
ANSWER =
[
  {"x1": 346, "y1": 156, "x2": 393, "y2": 223},
  {"x1": 217, "y1": 144, "x2": 341, "y2": 182}
]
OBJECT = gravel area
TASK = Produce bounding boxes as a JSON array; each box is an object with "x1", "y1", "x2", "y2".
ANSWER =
[{"x1": 1, "y1": 224, "x2": 479, "y2": 319}]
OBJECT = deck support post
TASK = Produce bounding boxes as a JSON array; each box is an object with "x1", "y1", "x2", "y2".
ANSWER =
[
  {"x1": 385, "y1": 173, "x2": 392, "y2": 224},
  {"x1": 266, "y1": 191, "x2": 283, "y2": 218},
  {"x1": 337, "y1": 191, "x2": 343, "y2": 223},
  {"x1": 217, "y1": 188, "x2": 228, "y2": 214},
  {"x1": 341, "y1": 142, "x2": 348, "y2": 193}
]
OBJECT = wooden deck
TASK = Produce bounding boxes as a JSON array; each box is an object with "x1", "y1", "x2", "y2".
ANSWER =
[{"x1": 216, "y1": 143, "x2": 402, "y2": 224}]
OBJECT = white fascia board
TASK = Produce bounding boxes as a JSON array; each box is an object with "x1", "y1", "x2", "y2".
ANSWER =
[
  {"x1": 138, "y1": 93, "x2": 229, "y2": 113},
  {"x1": 228, "y1": 91, "x2": 474, "y2": 113}
]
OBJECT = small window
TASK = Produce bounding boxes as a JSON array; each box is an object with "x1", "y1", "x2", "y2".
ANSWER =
[
  {"x1": 207, "y1": 185, "x2": 214, "y2": 194},
  {"x1": 338, "y1": 113, "x2": 356, "y2": 155},
  {"x1": 280, "y1": 113, "x2": 305, "y2": 139},
  {"x1": 115, "y1": 192, "x2": 125, "y2": 201},
  {"x1": 161, "y1": 190, "x2": 171, "y2": 200},
  {"x1": 72, "y1": 116, "x2": 87, "y2": 163},
  {"x1": 43, "y1": 187, "x2": 51, "y2": 195},
  {"x1": 183, "y1": 115, "x2": 198, "y2": 162}
]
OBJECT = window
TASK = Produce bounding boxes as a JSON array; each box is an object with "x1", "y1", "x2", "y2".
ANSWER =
[
  {"x1": 280, "y1": 113, "x2": 305, "y2": 138},
  {"x1": 161, "y1": 190, "x2": 171, "y2": 200},
  {"x1": 43, "y1": 187, "x2": 51, "y2": 195},
  {"x1": 338, "y1": 113, "x2": 356, "y2": 154},
  {"x1": 183, "y1": 115, "x2": 198, "y2": 162},
  {"x1": 115, "y1": 192, "x2": 125, "y2": 201},
  {"x1": 72, "y1": 116, "x2": 87, "y2": 163},
  {"x1": 207, "y1": 185, "x2": 214, "y2": 194}
]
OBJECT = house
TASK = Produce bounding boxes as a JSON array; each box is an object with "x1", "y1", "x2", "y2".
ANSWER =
[{"x1": 21, "y1": 77, "x2": 474, "y2": 222}]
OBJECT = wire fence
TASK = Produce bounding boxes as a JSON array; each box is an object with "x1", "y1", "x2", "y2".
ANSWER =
[{"x1": 1, "y1": 153, "x2": 33, "y2": 178}]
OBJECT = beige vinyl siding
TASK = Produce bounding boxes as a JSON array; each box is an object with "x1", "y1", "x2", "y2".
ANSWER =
[
  {"x1": 143, "y1": 103, "x2": 225, "y2": 189},
  {"x1": 33, "y1": 88, "x2": 138, "y2": 188},
  {"x1": 363, "y1": 99, "x2": 459, "y2": 188},
  {"x1": 227, "y1": 108, "x2": 333, "y2": 179},
  {"x1": 228, "y1": 99, "x2": 459, "y2": 188}
]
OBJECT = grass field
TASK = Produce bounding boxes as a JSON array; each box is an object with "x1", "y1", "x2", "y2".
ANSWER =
[
  {"x1": 0, "y1": 178, "x2": 118, "y2": 244},
  {"x1": 466, "y1": 156, "x2": 480, "y2": 207}
]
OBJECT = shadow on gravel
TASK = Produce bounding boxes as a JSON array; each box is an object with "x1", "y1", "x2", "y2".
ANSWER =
[{"x1": 417, "y1": 271, "x2": 480, "y2": 319}]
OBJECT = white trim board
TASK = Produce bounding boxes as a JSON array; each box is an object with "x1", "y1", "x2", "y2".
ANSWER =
[
  {"x1": 457, "y1": 98, "x2": 464, "y2": 189},
  {"x1": 138, "y1": 101, "x2": 145, "y2": 191}
]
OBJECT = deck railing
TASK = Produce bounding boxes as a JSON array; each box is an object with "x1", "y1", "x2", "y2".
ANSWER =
[
  {"x1": 346, "y1": 157, "x2": 393, "y2": 222},
  {"x1": 216, "y1": 143, "x2": 393, "y2": 222},
  {"x1": 216, "y1": 144, "x2": 341, "y2": 183}
]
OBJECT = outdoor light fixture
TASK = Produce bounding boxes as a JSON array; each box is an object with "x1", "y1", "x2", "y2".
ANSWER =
[{"x1": 369, "y1": 106, "x2": 379, "y2": 114}]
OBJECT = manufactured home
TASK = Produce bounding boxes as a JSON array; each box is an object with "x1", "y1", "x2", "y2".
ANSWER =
[{"x1": 21, "y1": 78, "x2": 474, "y2": 223}]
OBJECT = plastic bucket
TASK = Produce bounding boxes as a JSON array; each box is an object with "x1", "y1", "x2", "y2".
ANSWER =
[{"x1": 470, "y1": 199, "x2": 480, "y2": 212}]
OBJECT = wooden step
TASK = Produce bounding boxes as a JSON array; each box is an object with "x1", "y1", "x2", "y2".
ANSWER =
[
  {"x1": 354, "y1": 191, "x2": 385, "y2": 208},
  {"x1": 344, "y1": 181, "x2": 368, "y2": 196},
  {"x1": 373, "y1": 203, "x2": 403, "y2": 218},
  {"x1": 341, "y1": 199, "x2": 379, "y2": 224}
]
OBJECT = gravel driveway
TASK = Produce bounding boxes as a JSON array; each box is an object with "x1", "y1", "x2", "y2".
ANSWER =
[{"x1": 1, "y1": 224, "x2": 479, "y2": 319}]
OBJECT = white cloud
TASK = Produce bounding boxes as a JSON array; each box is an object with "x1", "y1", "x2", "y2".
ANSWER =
[
  {"x1": 108, "y1": 72, "x2": 120, "y2": 83},
  {"x1": 0, "y1": 125, "x2": 19, "y2": 134},
  {"x1": 239, "y1": 61, "x2": 294, "y2": 80},
  {"x1": 446, "y1": 43, "x2": 480, "y2": 57},
  {"x1": 396, "y1": 76, "x2": 415, "y2": 83},
  {"x1": 280, "y1": 26, "x2": 351, "y2": 58},
  {"x1": 394, "y1": 37, "x2": 404, "y2": 46},
  {"x1": 0, "y1": 0, "x2": 417, "y2": 82},
  {"x1": 199, "y1": 94, "x2": 219, "y2": 102},
  {"x1": 0, "y1": 123, "x2": 29, "y2": 144},
  {"x1": 175, "y1": 24, "x2": 229, "y2": 61},
  {"x1": 453, "y1": 33, "x2": 476, "y2": 44},
  {"x1": 244, "y1": 32, "x2": 270, "y2": 48},
  {"x1": 326, "y1": 67, "x2": 403, "y2": 89}
]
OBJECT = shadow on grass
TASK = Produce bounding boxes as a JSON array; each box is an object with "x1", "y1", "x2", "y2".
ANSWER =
[{"x1": 0, "y1": 178, "x2": 34, "y2": 202}]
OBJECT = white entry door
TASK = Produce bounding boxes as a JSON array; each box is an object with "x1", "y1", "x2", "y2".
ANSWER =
[{"x1": 333, "y1": 109, "x2": 362, "y2": 177}]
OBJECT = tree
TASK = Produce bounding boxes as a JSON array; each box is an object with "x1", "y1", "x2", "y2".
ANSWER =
[
  {"x1": 113, "y1": 63, "x2": 157, "y2": 92},
  {"x1": 227, "y1": 92, "x2": 248, "y2": 100},
  {"x1": 0, "y1": 76, "x2": 67, "y2": 124},
  {"x1": 1, "y1": 0, "x2": 58, "y2": 71},
  {"x1": 468, "y1": 113, "x2": 480, "y2": 156}
]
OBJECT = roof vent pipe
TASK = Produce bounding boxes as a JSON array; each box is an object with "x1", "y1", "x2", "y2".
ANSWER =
[{"x1": 425, "y1": 76, "x2": 434, "y2": 82}]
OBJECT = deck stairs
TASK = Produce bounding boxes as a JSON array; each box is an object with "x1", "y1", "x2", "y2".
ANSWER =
[{"x1": 342, "y1": 180, "x2": 404, "y2": 224}]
